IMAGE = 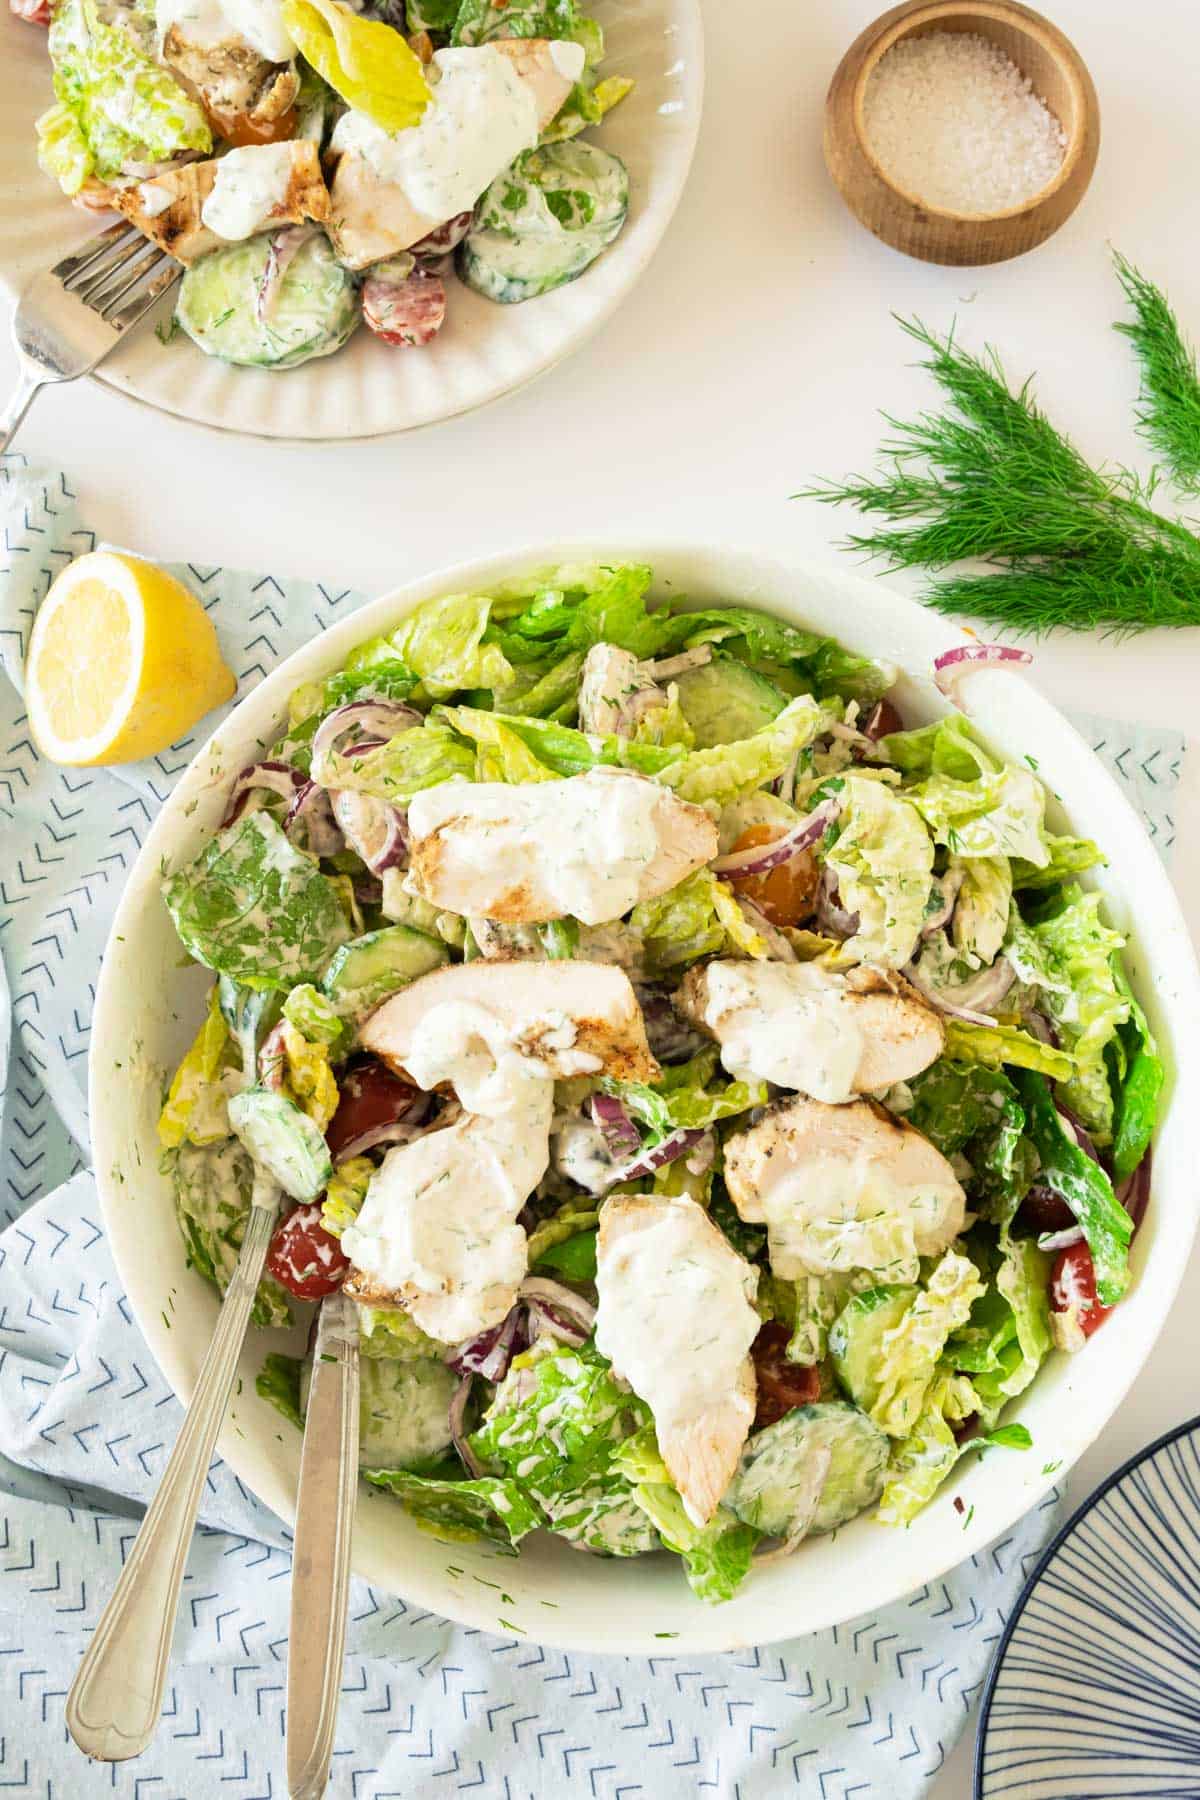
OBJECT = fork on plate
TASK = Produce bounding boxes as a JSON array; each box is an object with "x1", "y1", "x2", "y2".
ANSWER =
[{"x1": 2, "y1": 220, "x2": 179, "y2": 452}]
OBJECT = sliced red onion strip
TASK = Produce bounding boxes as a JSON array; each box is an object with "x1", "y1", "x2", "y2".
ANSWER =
[
  {"x1": 815, "y1": 865, "x2": 859, "y2": 940},
  {"x1": 332, "y1": 1093, "x2": 432, "y2": 1165},
  {"x1": 449, "y1": 1304, "x2": 529, "y2": 1381},
  {"x1": 284, "y1": 779, "x2": 343, "y2": 858},
  {"x1": 258, "y1": 1021, "x2": 288, "y2": 1091},
  {"x1": 1023, "y1": 1009, "x2": 1061, "y2": 1049},
  {"x1": 525, "y1": 1300, "x2": 591, "y2": 1347},
  {"x1": 933, "y1": 643, "x2": 1033, "y2": 700},
  {"x1": 331, "y1": 788, "x2": 407, "y2": 874},
  {"x1": 862, "y1": 698, "x2": 904, "y2": 741},
  {"x1": 712, "y1": 799, "x2": 840, "y2": 877},
  {"x1": 518, "y1": 1276, "x2": 597, "y2": 1334},
  {"x1": 920, "y1": 868, "x2": 965, "y2": 938},
  {"x1": 311, "y1": 700, "x2": 422, "y2": 782},
  {"x1": 616, "y1": 684, "x2": 668, "y2": 738},
  {"x1": 612, "y1": 1126, "x2": 706, "y2": 1183},
  {"x1": 1056, "y1": 1105, "x2": 1102, "y2": 1167},
  {"x1": 1118, "y1": 1148, "x2": 1152, "y2": 1234},
  {"x1": 590, "y1": 1093, "x2": 641, "y2": 1161},
  {"x1": 256, "y1": 223, "x2": 319, "y2": 323},
  {"x1": 222, "y1": 760, "x2": 304, "y2": 827},
  {"x1": 642, "y1": 645, "x2": 713, "y2": 680},
  {"x1": 448, "y1": 1373, "x2": 485, "y2": 1477},
  {"x1": 903, "y1": 957, "x2": 1013, "y2": 1026}
]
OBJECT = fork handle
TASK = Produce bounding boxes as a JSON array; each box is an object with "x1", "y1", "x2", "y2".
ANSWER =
[
  {"x1": 65, "y1": 1179, "x2": 281, "y2": 1761},
  {"x1": 0, "y1": 367, "x2": 43, "y2": 455}
]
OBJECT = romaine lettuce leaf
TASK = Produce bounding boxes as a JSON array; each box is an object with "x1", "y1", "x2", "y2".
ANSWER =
[
  {"x1": 629, "y1": 869, "x2": 771, "y2": 973},
  {"x1": 611, "y1": 1426, "x2": 757, "y2": 1602},
  {"x1": 257, "y1": 1352, "x2": 305, "y2": 1430},
  {"x1": 1027, "y1": 888, "x2": 1130, "y2": 1141},
  {"x1": 171, "y1": 1139, "x2": 291, "y2": 1329},
  {"x1": 282, "y1": 983, "x2": 348, "y2": 1052},
  {"x1": 900, "y1": 1058, "x2": 1021, "y2": 1159},
  {"x1": 908, "y1": 765, "x2": 1048, "y2": 866},
  {"x1": 45, "y1": 0, "x2": 211, "y2": 190},
  {"x1": 1012, "y1": 833, "x2": 1105, "y2": 890},
  {"x1": 1014, "y1": 1071, "x2": 1132, "y2": 1305},
  {"x1": 452, "y1": 0, "x2": 579, "y2": 44},
  {"x1": 363, "y1": 1469, "x2": 541, "y2": 1548},
  {"x1": 852, "y1": 1250, "x2": 984, "y2": 1438},
  {"x1": 437, "y1": 706, "x2": 682, "y2": 779},
  {"x1": 163, "y1": 812, "x2": 352, "y2": 991},
  {"x1": 376, "y1": 591, "x2": 514, "y2": 700},
  {"x1": 320, "y1": 1156, "x2": 374, "y2": 1238},
  {"x1": 35, "y1": 102, "x2": 92, "y2": 197},
  {"x1": 281, "y1": 0, "x2": 431, "y2": 130},
  {"x1": 158, "y1": 986, "x2": 234, "y2": 1149},
  {"x1": 679, "y1": 608, "x2": 890, "y2": 706},
  {"x1": 878, "y1": 714, "x2": 989, "y2": 781},
  {"x1": 952, "y1": 855, "x2": 1012, "y2": 964},
  {"x1": 941, "y1": 1018, "x2": 1078, "y2": 1080},
  {"x1": 1110, "y1": 970, "x2": 1164, "y2": 1184},
  {"x1": 659, "y1": 696, "x2": 837, "y2": 807},
  {"x1": 876, "y1": 1372, "x2": 966, "y2": 1525},
  {"x1": 316, "y1": 723, "x2": 477, "y2": 800},
  {"x1": 601, "y1": 1047, "x2": 766, "y2": 1138},
  {"x1": 951, "y1": 1237, "x2": 1051, "y2": 1421},
  {"x1": 823, "y1": 774, "x2": 934, "y2": 968}
]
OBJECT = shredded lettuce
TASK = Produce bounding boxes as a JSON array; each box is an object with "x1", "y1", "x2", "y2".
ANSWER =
[
  {"x1": 941, "y1": 1018, "x2": 1079, "y2": 1080},
  {"x1": 659, "y1": 696, "x2": 837, "y2": 807},
  {"x1": 601, "y1": 1046, "x2": 766, "y2": 1138},
  {"x1": 824, "y1": 774, "x2": 934, "y2": 968},
  {"x1": 317, "y1": 723, "x2": 476, "y2": 801},
  {"x1": 950, "y1": 1237, "x2": 1051, "y2": 1422},
  {"x1": 908, "y1": 766, "x2": 1048, "y2": 865},
  {"x1": 362, "y1": 1469, "x2": 541, "y2": 1548},
  {"x1": 849, "y1": 1250, "x2": 985, "y2": 1438},
  {"x1": 1026, "y1": 887, "x2": 1131, "y2": 1141},
  {"x1": 952, "y1": 856, "x2": 1012, "y2": 964},
  {"x1": 1014, "y1": 1071, "x2": 1131, "y2": 1305}
]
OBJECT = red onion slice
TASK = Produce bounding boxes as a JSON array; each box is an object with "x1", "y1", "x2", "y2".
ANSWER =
[
  {"x1": 1056, "y1": 1105, "x2": 1102, "y2": 1167},
  {"x1": 1023, "y1": 1009, "x2": 1061, "y2": 1049},
  {"x1": 711, "y1": 799, "x2": 840, "y2": 877},
  {"x1": 258, "y1": 1021, "x2": 288, "y2": 1091},
  {"x1": 449, "y1": 1304, "x2": 530, "y2": 1381},
  {"x1": 222, "y1": 760, "x2": 305, "y2": 827},
  {"x1": 448, "y1": 1373, "x2": 485, "y2": 1476},
  {"x1": 734, "y1": 895, "x2": 798, "y2": 962},
  {"x1": 1118, "y1": 1147, "x2": 1152, "y2": 1234},
  {"x1": 284, "y1": 779, "x2": 344, "y2": 858},
  {"x1": 311, "y1": 701, "x2": 422, "y2": 782},
  {"x1": 612, "y1": 1126, "x2": 707, "y2": 1183},
  {"x1": 933, "y1": 644, "x2": 1033, "y2": 701},
  {"x1": 518, "y1": 1276, "x2": 597, "y2": 1335},
  {"x1": 815, "y1": 866, "x2": 859, "y2": 940},
  {"x1": 862, "y1": 698, "x2": 904, "y2": 740},
  {"x1": 903, "y1": 956, "x2": 1014, "y2": 1025},
  {"x1": 331, "y1": 789, "x2": 407, "y2": 874},
  {"x1": 920, "y1": 868, "x2": 964, "y2": 938},
  {"x1": 256, "y1": 223, "x2": 319, "y2": 323},
  {"x1": 326, "y1": 1060, "x2": 429, "y2": 1162},
  {"x1": 590, "y1": 1094, "x2": 642, "y2": 1162}
]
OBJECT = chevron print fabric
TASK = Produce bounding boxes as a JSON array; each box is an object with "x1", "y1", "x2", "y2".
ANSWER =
[{"x1": 0, "y1": 457, "x2": 1184, "y2": 1799}]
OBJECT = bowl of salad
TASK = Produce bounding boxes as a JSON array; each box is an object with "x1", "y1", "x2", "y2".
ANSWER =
[
  {"x1": 0, "y1": 0, "x2": 701, "y2": 438},
  {"x1": 90, "y1": 544, "x2": 1200, "y2": 1653}
]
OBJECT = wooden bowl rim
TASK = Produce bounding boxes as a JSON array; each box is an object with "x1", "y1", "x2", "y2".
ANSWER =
[{"x1": 847, "y1": 0, "x2": 1095, "y2": 226}]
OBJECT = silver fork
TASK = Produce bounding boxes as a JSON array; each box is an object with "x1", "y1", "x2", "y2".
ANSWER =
[{"x1": 2, "y1": 220, "x2": 180, "y2": 452}]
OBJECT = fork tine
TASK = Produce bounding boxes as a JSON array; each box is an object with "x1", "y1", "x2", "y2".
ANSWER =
[
  {"x1": 58, "y1": 223, "x2": 144, "y2": 293},
  {"x1": 52, "y1": 220, "x2": 136, "y2": 286},
  {"x1": 106, "y1": 259, "x2": 181, "y2": 335},
  {"x1": 90, "y1": 240, "x2": 166, "y2": 314},
  {"x1": 76, "y1": 234, "x2": 160, "y2": 308}
]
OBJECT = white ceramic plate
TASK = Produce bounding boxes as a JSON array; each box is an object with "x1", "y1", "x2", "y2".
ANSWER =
[
  {"x1": 0, "y1": 3, "x2": 702, "y2": 440},
  {"x1": 90, "y1": 543, "x2": 1200, "y2": 1655}
]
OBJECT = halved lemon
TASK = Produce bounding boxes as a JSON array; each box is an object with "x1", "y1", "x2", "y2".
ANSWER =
[{"x1": 25, "y1": 550, "x2": 237, "y2": 766}]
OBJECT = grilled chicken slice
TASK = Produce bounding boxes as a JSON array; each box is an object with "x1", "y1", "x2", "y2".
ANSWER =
[
  {"x1": 342, "y1": 1073, "x2": 552, "y2": 1342},
  {"x1": 359, "y1": 959, "x2": 660, "y2": 1089},
  {"x1": 596, "y1": 1194, "x2": 760, "y2": 1526},
  {"x1": 724, "y1": 1096, "x2": 966, "y2": 1282},
  {"x1": 112, "y1": 140, "x2": 328, "y2": 264},
  {"x1": 677, "y1": 959, "x2": 945, "y2": 1102},
  {"x1": 577, "y1": 644, "x2": 665, "y2": 737},
  {"x1": 161, "y1": 27, "x2": 299, "y2": 141},
  {"x1": 326, "y1": 39, "x2": 581, "y2": 270},
  {"x1": 406, "y1": 767, "x2": 718, "y2": 927}
]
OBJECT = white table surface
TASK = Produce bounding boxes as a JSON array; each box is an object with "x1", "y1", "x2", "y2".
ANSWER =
[{"x1": 5, "y1": 0, "x2": 1200, "y2": 1791}]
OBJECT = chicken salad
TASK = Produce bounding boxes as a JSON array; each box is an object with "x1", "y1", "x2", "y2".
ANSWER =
[
  {"x1": 24, "y1": 0, "x2": 633, "y2": 366},
  {"x1": 155, "y1": 563, "x2": 1161, "y2": 1602}
]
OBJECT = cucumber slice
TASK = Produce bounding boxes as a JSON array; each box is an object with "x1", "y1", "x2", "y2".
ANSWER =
[
  {"x1": 217, "y1": 978, "x2": 283, "y2": 1077},
  {"x1": 176, "y1": 233, "x2": 360, "y2": 370},
  {"x1": 461, "y1": 141, "x2": 629, "y2": 305},
  {"x1": 227, "y1": 1087, "x2": 333, "y2": 1201},
  {"x1": 828, "y1": 1285, "x2": 918, "y2": 1414},
  {"x1": 726, "y1": 1401, "x2": 889, "y2": 1538},
  {"x1": 673, "y1": 657, "x2": 788, "y2": 749},
  {"x1": 321, "y1": 925, "x2": 449, "y2": 1024}
]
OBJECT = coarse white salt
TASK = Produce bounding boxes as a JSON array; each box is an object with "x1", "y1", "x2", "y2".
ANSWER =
[{"x1": 862, "y1": 29, "x2": 1067, "y2": 215}]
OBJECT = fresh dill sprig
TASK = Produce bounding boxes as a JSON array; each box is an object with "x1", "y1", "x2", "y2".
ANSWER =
[
  {"x1": 1113, "y1": 252, "x2": 1200, "y2": 492},
  {"x1": 799, "y1": 315, "x2": 1200, "y2": 634}
]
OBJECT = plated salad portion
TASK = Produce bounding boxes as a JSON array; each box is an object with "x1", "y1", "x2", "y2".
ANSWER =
[
  {"x1": 156, "y1": 564, "x2": 1161, "y2": 1603},
  {"x1": 25, "y1": 0, "x2": 632, "y2": 367}
]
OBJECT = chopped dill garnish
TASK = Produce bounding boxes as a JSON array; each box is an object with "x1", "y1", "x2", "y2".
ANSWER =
[
  {"x1": 1113, "y1": 253, "x2": 1200, "y2": 492},
  {"x1": 799, "y1": 259, "x2": 1200, "y2": 634}
]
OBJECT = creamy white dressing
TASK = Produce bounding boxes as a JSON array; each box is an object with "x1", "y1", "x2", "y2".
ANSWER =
[
  {"x1": 332, "y1": 43, "x2": 581, "y2": 228},
  {"x1": 341, "y1": 992, "x2": 598, "y2": 1339},
  {"x1": 137, "y1": 180, "x2": 173, "y2": 218},
  {"x1": 551, "y1": 1114, "x2": 616, "y2": 1193},
  {"x1": 156, "y1": 0, "x2": 296, "y2": 62},
  {"x1": 407, "y1": 766, "x2": 689, "y2": 927},
  {"x1": 594, "y1": 1196, "x2": 760, "y2": 1498},
  {"x1": 701, "y1": 961, "x2": 866, "y2": 1103},
  {"x1": 749, "y1": 1150, "x2": 962, "y2": 1283},
  {"x1": 201, "y1": 142, "x2": 296, "y2": 241}
]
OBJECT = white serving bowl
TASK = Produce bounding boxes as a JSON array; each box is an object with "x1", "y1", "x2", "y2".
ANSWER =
[
  {"x1": 0, "y1": 0, "x2": 702, "y2": 441},
  {"x1": 90, "y1": 544, "x2": 1200, "y2": 1654}
]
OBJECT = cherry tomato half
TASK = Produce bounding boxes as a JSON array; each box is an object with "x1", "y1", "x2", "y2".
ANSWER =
[
  {"x1": 726, "y1": 825, "x2": 819, "y2": 929},
  {"x1": 266, "y1": 1203, "x2": 349, "y2": 1301},
  {"x1": 325, "y1": 1058, "x2": 422, "y2": 1161},
  {"x1": 1050, "y1": 1241, "x2": 1112, "y2": 1340},
  {"x1": 751, "y1": 1321, "x2": 821, "y2": 1428}
]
